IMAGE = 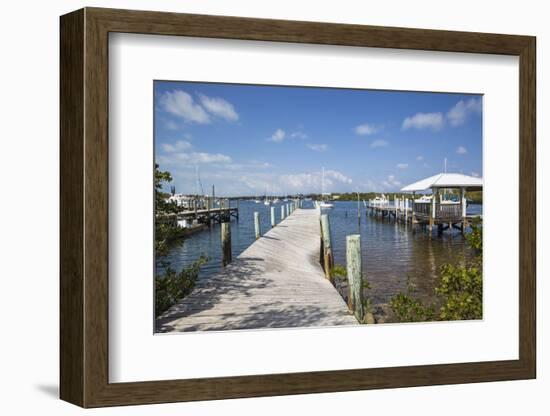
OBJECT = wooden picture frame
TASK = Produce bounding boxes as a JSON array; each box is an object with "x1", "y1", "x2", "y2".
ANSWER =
[{"x1": 60, "y1": 7, "x2": 536, "y2": 408}]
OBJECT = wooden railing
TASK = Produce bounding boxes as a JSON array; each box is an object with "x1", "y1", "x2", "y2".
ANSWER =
[
  {"x1": 413, "y1": 202, "x2": 431, "y2": 217},
  {"x1": 437, "y1": 203, "x2": 462, "y2": 220},
  {"x1": 413, "y1": 201, "x2": 462, "y2": 220}
]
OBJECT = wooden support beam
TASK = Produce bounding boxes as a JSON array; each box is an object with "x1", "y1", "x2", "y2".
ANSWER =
[
  {"x1": 320, "y1": 214, "x2": 334, "y2": 280},
  {"x1": 346, "y1": 234, "x2": 365, "y2": 322},
  {"x1": 221, "y1": 222, "x2": 231, "y2": 266},
  {"x1": 254, "y1": 212, "x2": 261, "y2": 239}
]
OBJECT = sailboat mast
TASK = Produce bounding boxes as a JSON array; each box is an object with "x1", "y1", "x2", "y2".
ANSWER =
[{"x1": 322, "y1": 167, "x2": 325, "y2": 197}]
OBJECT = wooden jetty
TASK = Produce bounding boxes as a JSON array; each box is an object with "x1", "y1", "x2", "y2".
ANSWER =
[
  {"x1": 367, "y1": 173, "x2": 483, "y2": 234},
  {"x1": 157, "y1": 206, "x2": 239, "y2": 227},
  {"x1": 180, "y1": 206, "x2": 239, "y2": 224},
  {"x1": 156, "y1": 208, "x2": 358, "y2": 332}
]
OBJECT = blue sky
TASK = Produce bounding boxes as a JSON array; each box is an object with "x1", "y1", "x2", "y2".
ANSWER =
[{"x1": 154, "y1": 81, "x2": 482, "y2": 196}]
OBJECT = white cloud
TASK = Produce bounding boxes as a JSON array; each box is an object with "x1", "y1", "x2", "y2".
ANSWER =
[
  {"x1": 169, "y1": 168, "x2": 357, "y2": 196},
  {"x1": 198, "y1": 94, "x2": 239, "y2": 121},
  {"x1": 370, "y1": 139, "x2": 389, "y2": 148},
  {"x1": 188, "y1": 152, "x2": 232, "y2": 164},
  {"x1": 161, "y1": 140, "x2": 192, "y2": 153},
  {"x1": 290, "y1": 131, "x2": 308, "y2": 139},
  {"x1": 267, "y1": 128, "x2": 286, "y2": 143},
  {"x1": 222, "y1": 161, "x2": 273, "y2": 171},
  {"x1": 306, "y1": 143, "x2": 328, "y2": 152},
  {"x1": 359, "y1": 179, "x2": 379, "y2": 192},
  {"x1": 159, "y1": 151, "x2": 232, "y2": 165},
  {"x1": 381, "y1": 174, "x2": 402, "y2": 190},
  {"x1": 396, "y1": 163, "x2": 408, "y2": 169},
  {"x1": 325, "y1": 169, "x2": 353, "y2": 184},
  {"x1": 471, "y1": 171, "x2": 480, "y2": 177},
  {"x1": 456, "y1": 146, "x2": 468, "y2": 155},
  {"x1": 447, "y1": 98, "x2": 482, "y2": 127},
  {"x1": 275, "y1": 169, "x2": 352, "y2": 194},
  {"x1": 416, "y1": 155, "x2": 424, "y2": 161},
  {"x1": 279, "y1": 173, "x2": 320, "y2": 191},
  {"x1": 163, "y1": 119, "x2": 179, "y2": 130},
  {"x1": 159, "y1": 90, "x2": 210, "y2": 124},
  {"x1": 354, "y1": 123, "x2": 380, "y2": 136},
  {"x1": 402, "y1": 112, "x2": 445, "y2": 131}
]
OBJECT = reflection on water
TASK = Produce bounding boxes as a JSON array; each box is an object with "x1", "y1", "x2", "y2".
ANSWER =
[{"x1": 159, "y1": 200, "x2": 481, "y2": 306}]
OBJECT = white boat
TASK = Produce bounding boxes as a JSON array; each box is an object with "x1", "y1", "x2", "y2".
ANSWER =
[
  {"x1": 320, "y1": 167, "x2": 334, "y2": 209},
  {"x1": 263, "y1": 186, "x2": 271, "y2": 205},
  {"x1": 414, "y1": 195, "x2": 432, "y2": 203}
]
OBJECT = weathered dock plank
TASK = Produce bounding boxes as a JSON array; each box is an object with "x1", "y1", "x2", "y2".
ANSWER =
[{"x1": 156, "y1": 209, "x2": 357, "y2": 332}]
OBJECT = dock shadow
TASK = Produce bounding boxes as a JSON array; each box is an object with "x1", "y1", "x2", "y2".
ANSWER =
[{"x1": 156, "y1": 257, "x2": 268, "y2": 332}]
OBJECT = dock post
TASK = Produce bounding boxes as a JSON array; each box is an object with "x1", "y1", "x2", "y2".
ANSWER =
[
  {"x1": 206, "y1": 196, "x2": 211, "y2": 226},
  {"x1": 270, "y1": 206, "x2": 275, "y2": 228},
  {"x1": 357, "y1": 192, "x2": 360, "y2": 223},
  {"x1": 281, "y1": 205, "x2": 285, "y2": 220},
  {"x1": 320, "y1": 214, "x2": 334, "y2": 280},
  {"x1": 461, "y1": 187, "x2": 466, "y2": 234},
  {"x1": 286, "y1": 203, "x2": 290, "y2": 217},
  {"x1": 429, "y1": 190, "x2": 437, "y2": 235},
  {"x1": 221, "y1": 222, "x2": 232, "y2": 266},
  {"x1": 411, "y1": 192, "x2": 416, "y2": 232},
  {"x1": 346, "y1": 234, "x2": 365, "y2": 322},
  {"x1": 254, "y1": 212, "x2": 261, "y2": 239}
]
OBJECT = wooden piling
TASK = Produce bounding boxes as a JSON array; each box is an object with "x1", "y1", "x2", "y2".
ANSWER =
[
  {"x1": 346, "y1": 234, "x2": 365, "y2": 322},
  {"x1": 271, "y1": 206, "x2": 275, "y2": 228},
  {"x1": 281, "y1": 205, "x2": 285, "y2": 220},
  {"x1": 254, "y1": 212, "x2": 261, "y2": 239},
  {"x1": 461, "y1": 187, "x2": 466, "y2": 234},
  {"x1": 357, "y1": 192, "x2": 360, "y2": 222},
  {"x1": 221, "y1": 222, "x2": 231, "y2": 266},
  {"x1": 320, "y1": 214, "x2": 334, "y2": 280}
]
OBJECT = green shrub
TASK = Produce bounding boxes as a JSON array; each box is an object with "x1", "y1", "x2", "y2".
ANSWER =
[
  {"x1": 331, "y1": 264, "x2": 348, "y2": 281},
  {"x1": 155, "y1": 256, "x2": 207, "y2": 317},
  {"x1": 390, "y1": 221, "x2": 483, "y2": 323},
  {"x1": 155, "y1": 222, "x2": 187, "y2": 257}
]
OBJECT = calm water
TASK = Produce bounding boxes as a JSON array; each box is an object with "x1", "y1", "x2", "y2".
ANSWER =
[{"x1": 158, "y1": 200, "x2": 481, "y2": 306}]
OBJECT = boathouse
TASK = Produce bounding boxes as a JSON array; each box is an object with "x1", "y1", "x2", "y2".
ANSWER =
[{"x1": 401, "y1": 173, "x2": 482, "y2": 231}]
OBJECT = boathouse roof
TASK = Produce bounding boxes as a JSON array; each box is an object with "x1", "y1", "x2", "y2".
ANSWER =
[{"x1": 401, "y1": 173, "x2": 483, "y2": 192}]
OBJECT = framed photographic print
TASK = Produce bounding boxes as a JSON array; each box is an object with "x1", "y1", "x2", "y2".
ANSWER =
[{"x1": 60, "y1": 7, "x2": 536, "y2": 408}]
